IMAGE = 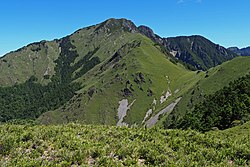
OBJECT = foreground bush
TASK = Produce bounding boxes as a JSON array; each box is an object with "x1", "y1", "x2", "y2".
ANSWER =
[{"x1": 0, "y1": 122, "x2": 249, "y2": 166}]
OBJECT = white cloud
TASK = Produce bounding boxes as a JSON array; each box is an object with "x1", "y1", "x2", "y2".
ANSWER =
[{"x1": 177, "y1": 0, "x2": 202, "y2": 4}]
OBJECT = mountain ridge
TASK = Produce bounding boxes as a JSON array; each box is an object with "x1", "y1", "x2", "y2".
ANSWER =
[
  {"x1": 138, "y1": 25, "x2": 238, "y2": 70},
  {"x1": 228, "y1": 46, "x2": 250, "y2": 56}
]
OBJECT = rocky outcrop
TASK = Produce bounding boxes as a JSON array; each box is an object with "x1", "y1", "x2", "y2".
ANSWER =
[
  {"x1": 138, "y1": 25, "x2": 163, "y2": 44},
  {"x1": 145, "y1": 98, "x2": 182, "y2": 127}
]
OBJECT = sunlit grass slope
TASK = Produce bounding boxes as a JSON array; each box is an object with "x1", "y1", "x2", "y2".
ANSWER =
[{"x1": 0, "y1": 122, "x2": 249, "y2": 166}]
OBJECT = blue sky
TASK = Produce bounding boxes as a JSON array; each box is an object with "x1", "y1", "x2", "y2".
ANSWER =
[{"x1": 0, "y1": 0, "x2": 250, "y2": 56}]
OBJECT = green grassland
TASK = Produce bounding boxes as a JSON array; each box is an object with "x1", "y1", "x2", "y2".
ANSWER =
[
  {"x1": 164, "y1": 56, "x2": 250, "y2": 128},
  {"x1": 0, "y1": 41, "x2": 59, "y2": 86},
  {"x1": 0, "y1": 121, "x2": 249, "y2": 166}
]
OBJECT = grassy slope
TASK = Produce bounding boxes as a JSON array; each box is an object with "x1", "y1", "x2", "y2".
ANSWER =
[
  {"x1": 199, "y1": 56, "x2": 250, "y2": 94},
  {"x1": 0, "y1": 122, "x2": 249, "y2": 166},
  {"x1": 38, "y1": 34, "x2": 202, "y2": 126},
  {"x1": 0, "y1": 41, "x2": 59, "y2": 86},
  {"x1": 164, "y1": 56, "x2": 250, "y2": 127}
]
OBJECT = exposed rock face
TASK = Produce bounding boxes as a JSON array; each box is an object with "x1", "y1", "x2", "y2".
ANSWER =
[
  {"x1": 134, "y1": 72, "x2": 145, "y2": 84},
  {"x1": 162, "y1": 36, "x2": 238, "y2": 70},
  {"x1": 145, "y1": 97, "x2": 182, "y2": 127},
  {"x1": 117, "y1": 99, "x2": 136, "y2": 126},
  {"x1": 228, "y1": 47, "x2": 240, "y2": 53},
  {"x1": 138, "y1": 25, "x2": 163, "y2": 44}
]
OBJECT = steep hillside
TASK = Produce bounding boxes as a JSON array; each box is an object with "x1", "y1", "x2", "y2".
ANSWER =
[
  {"x1": 228, "y1": 46, "x2": 250, "y2": 56},
  {"x1": 138, "y1": 26, "x2": 238, "y2": 70},
  {"x1": 0, "y1": 121, "x2": 249, "y2": 166},
  {"x1": 178, "y1": 73, "x2": 250, "y2": 131},
  {"x1": 0, "y1": 41, "x2": 59, "y2": 86},
  {"x1": 164, "y1": 56, "x2": 250, "y2": 130},
  {"x1": 0, "y1": 18, "x2": 202, "y2": 126},
  {"x1": 164, "y1": 36, "x2": 238, "y2": 70}
]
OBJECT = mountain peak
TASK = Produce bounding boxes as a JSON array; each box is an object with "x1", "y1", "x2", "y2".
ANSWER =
[
  {"x1": 228, "y1": 47, "x2": 240, "y2": 51},
  {"x1": 228, "y1": 46, "x2": 250, "y2": 56},
  {"x1": 96, "y1": 18, "x2": 138, "y2": 33}
]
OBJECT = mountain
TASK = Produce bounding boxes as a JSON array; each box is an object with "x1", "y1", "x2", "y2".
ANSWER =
[
  {"x1": 138, "y1": 26, "x2": 238, "y2": 70},
  {"x1": 0, "y1": 18, "x2": 247, "y2": 128},
  {"x1": 228, "y1": 46, "x2": 250, "y2": 56},
  {"x1": 164, "y1": 36, "x2": 238, "y2": 70},
  {"x1": 37, "y1": 19, "x2": 201, "y2": 126},
  {"x1": 0, "y1": 18, "x2": 202, "y2": 126}
]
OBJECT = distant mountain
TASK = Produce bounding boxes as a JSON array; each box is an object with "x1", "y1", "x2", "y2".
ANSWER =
[
  {"x1": 163, "y1": 36, "x2": 238, "y2": 70},
  {"x1": 228, "y1": 46, "x2": 250, "y2": 56},
  {"x1": 138, "y1": 26, "x2": 238, "y2": 70}
]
